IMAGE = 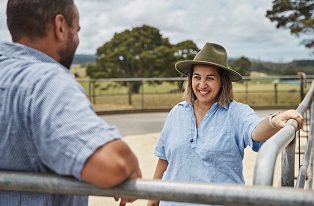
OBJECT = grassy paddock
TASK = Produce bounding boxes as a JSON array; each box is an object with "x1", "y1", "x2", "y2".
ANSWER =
[
  {"x1": 92, "y1": 93, "x2": 184, "y2": 110},
  {"x1": 77, "y1": 79, "x2": 306, "y2": 110}
]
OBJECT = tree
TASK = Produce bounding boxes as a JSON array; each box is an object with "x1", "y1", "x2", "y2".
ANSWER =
[
  {"x1": 168, "y1": 40, "x2": 199, "y2": 91},
  {"x1": 230, "y1": 57, "x2": 252, "y2": 76},
  {"x1": 252, "y1": 62, "x2": 269, "y2": 73},
  {"x1": 86, "y1": 25, "x2": 199, "y2": 92},
  {"x1": 282, "y1": 67, "x2": 299, "y2": 75},
  {"x1": 266, "y1": 0, "x2": 314, "y2": 48},
  {"x1": 87, "y1": 25, "x2": 174, "y2": 94},
  {"x1": 164, "y1": 40, "x2": 199, "y2": 77}
]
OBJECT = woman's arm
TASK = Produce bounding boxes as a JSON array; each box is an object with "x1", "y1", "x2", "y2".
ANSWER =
[
  {"x1": 252, "y1": 109, "x2": 303, "y2": 142},
  {"x1": 152, "y1": 158, "x2": 168, "y2": 179},
  {"x1": 147, "y1": 158, "x2": 169, "y2": 206}
]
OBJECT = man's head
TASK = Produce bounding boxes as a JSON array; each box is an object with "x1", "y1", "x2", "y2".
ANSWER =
[
  {"x1": 7, "y1": 0, "x2": 75, "y2": 41},
  {"x1": 6, "y1": 0, "x2": 80, "y2": 69}
]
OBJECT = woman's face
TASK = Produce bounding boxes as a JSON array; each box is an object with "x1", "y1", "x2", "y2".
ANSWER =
[{"x1": 192, "y1": 64, "x2": 222, "y2": 106}]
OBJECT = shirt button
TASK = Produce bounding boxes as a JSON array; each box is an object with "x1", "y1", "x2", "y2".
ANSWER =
[{"x1": 190, "y1": 138, "x2": 193, "y2": 142}]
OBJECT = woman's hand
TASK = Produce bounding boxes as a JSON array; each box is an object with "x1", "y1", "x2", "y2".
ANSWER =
[
  {"x1": 147, "y1": 199, "x2": 160, "y2": 206},
  {"x1": 271, "y1": 110, "x2": 303, "y2": 130},
  {"x1": 252, "y1": 109, "x2": 304, "y2": 142}
]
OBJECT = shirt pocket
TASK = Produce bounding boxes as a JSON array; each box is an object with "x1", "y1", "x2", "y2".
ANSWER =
[{"x1": 197, "y1": 123, "x2": 233, "y2": 154}]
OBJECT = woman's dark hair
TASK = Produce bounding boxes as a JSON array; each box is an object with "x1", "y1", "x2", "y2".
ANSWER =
[
  {"x1": 7, "y1": 0, "x2": 75, "y2": 41},
  {"x1": 183, "y1": 65, "x2": 234, "y2": 107}
]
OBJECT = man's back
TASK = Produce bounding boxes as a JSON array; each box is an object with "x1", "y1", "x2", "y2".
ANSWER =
[{"x1": 0, "y1": 42, "x2": 91, "y2": 205}]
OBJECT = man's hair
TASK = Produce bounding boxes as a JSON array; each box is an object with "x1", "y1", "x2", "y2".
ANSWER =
[
  {"x1": 7, "y1": 0, "x2": 75, "y2": 41},
  {"x1": 183, "y1": 65, "x2": 234, "y2": 107}
]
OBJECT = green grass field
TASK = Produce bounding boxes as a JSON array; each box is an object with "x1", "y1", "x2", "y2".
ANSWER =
[{"x1": 71, "y1": 65, "x2": 306, "y2": 110}]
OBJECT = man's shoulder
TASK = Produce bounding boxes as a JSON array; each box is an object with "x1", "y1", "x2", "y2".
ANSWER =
[
  {"x1": 0, "y1": 42, "x2": 69, "y2": 76},
  {"x1": 2, "y1": 59, "x2": 70, "y2": 85}
]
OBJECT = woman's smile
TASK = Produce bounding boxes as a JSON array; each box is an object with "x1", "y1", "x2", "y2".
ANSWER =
[{"x1": 198, "y1": 90, "x2": 209, "y2": 95}]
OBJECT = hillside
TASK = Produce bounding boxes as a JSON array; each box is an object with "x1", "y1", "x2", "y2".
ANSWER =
[
  {"x1": 250, "y1": 60, "x2": 314, "y2": 75},
  {"x1": 73, "y1": 54, "x2": 314, "y2": 75},
  {"x1": 73, "y1": 54, "x2": 96, "y2": 65}
]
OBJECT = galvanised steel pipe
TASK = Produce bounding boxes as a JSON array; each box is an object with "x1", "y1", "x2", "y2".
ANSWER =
[
  {"x1": 254, "y1": 80, "x2": 314, "y2": 186},
  {"x1": 0, "y1": 171, "x2": 314, "y2": 206},
  {"x1": 281, "y1": 134, "x2": 296, "y2": 187},
  {"x1": 307, "y1": 144, "x2": 314, "y2": 189},
  {"x1": 253, "y1": 125, "x2": 297, "y2": 186},
  {"x1": 296, "y1": 102, "x2": 314, "y2": 188}
]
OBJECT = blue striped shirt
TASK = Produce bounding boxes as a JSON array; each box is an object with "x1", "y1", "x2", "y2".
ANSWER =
[
  {"x1": 0, "y1": 42, "x2": 121, "y2": 205},
  {"x1": 155, "y1": 101, "x2": 264, "y2": 206}
]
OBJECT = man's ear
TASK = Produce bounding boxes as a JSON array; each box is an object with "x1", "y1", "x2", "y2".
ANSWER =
[{"x1": 53, "y1": 14, "x2": 67, "y2": 41}]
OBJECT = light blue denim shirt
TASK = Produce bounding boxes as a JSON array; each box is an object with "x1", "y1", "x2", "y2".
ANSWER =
[
  {"x1": 155, "y1": 100, "x2": 264, "y2": 206},
  {"x1": 0, "y1": 42, "x2": 121, "y2": 206}
]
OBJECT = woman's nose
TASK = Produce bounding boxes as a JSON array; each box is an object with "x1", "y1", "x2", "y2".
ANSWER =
[{"x1": 199, "y1": 80, "x2": 207, "y2": 88}]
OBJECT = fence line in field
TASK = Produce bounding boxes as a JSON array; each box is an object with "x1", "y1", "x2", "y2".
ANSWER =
[{"x1": 77, "y1": 74, "x2": 313, "y2": 109}]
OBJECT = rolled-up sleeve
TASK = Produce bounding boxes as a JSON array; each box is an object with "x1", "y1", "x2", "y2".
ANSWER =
[{"x1": 231, "y1": 102, "x2": 264, "y2": 152}]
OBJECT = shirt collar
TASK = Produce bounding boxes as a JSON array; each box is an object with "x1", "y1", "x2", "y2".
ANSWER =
[
  {"x1": 0, "y1": 41, "x2": 71, "y2": 75},
  {"x1": 179, "y1": 100, "x2": 230, "y2": 110}
]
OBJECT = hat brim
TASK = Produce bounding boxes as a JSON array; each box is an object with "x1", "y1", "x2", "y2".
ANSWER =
[{"x1": 175, "y1": 60, "x2": 243, "y2": 82}]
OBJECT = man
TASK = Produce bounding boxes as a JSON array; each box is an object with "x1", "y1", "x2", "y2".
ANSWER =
[{"x1": 0, "y1": 0, "x2": 141, "y2": 205}]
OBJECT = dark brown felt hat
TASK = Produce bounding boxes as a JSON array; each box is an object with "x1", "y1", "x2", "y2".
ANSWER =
[{"x1": 175, "y1": 42, "x2": 243, "y2": 82}]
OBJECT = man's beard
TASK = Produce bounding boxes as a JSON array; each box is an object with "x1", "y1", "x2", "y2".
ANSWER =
[{"x1": 58, "y1": 33, "x2": 77, "y2": 70}]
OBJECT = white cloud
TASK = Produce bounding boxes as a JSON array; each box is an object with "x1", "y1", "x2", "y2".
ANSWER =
[{"x1": 0, "y1": 0, "x2": 312, "y2": 62}]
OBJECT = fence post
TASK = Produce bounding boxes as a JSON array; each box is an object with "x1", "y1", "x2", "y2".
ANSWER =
[
  {"x1": 141, "y1": 81, "x2": 144, "y2": 109},
  {"x1": 93, "y1": 81, "x2": 99, "y2": 105},
  {"x1": 88, "y1": 80, "x2": 92, "y2": 103},
  {"x1": 245, "y1": 80, "x2": 249, "y2": 104},
  {"x1": 298, "y1": 72, "x2": 306, "y2": 101},
  {"x1": 128, "y1": 82, "x2": 132, "y2": 105},
  {"x1": 281, "y1": 136, "x2": 296, "y2": 187},
  {"x1": 273, "y1": 79, "x2": 279, "y2": 105}
]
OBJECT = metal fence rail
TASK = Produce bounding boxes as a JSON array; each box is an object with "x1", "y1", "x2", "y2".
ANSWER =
[
  {"x1": 254, "y1": 80, "x2": 314, "y2": 186},
  {"x1": 296, "y1": 102, "x2": 314, "y2": 188},
  {"x1": 1, "y1": 171, "x2": 314, "y2": 206}
]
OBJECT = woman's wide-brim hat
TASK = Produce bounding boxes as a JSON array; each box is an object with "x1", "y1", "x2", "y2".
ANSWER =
[{"x1": 175, "y1": 42, "x2": 243, "y2": 82}]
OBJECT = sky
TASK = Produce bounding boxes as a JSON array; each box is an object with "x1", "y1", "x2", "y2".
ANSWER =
[{"x1": 0, "y1": 0, "x2": 313, "y2": 63}]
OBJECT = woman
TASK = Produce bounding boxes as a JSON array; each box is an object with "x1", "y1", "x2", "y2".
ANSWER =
[{"x1": 147, "y1": 42, "x2": 303, "y2": 206}]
